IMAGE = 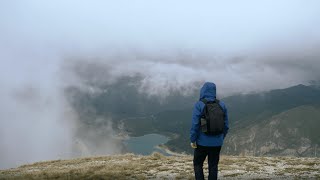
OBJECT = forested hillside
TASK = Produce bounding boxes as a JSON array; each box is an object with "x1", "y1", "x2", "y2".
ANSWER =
[{"x1": 65, "y1": 76, "x2": 320, "y2": 156}]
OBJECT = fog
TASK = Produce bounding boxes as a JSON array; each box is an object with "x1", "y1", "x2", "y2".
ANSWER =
[{"x1": 1, "y1": 0, "x2": 320, "y2": 169}]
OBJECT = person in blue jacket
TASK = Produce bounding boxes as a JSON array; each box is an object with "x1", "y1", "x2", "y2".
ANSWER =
[{"x1": 190, "y1": 82, "x2": 229, "y2": 180}]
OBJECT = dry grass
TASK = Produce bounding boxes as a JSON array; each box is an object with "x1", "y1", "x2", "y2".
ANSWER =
[{"x1": 0, "y1": 153, "x2": 319, "y2": 180}]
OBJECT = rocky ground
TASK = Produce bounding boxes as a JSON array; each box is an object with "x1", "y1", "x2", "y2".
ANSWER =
[{"x1": 0, "y1": 153, "x2": 319, "y2": 179}]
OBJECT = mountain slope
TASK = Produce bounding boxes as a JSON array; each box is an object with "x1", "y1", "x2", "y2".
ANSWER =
[
  {"x1": 225, "y1": 105, "x2": 320, "y2": 156},
  {"x1": 1, "y1": 153, "x2": 319, "y2": 179},
  {"x1": 224, "y1": 84, "x2": 320, "y2": 129},
  {"x1": 142, "y1": 85, "x2": 320, "y2": 155},
  {"x1": 65, "y1": 80, "x2": 320, "y2": 157}
]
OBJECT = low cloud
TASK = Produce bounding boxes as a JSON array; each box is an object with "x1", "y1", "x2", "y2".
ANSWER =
[{"x1": 63, "y1": 46, "x2": 320, "y2": 97}]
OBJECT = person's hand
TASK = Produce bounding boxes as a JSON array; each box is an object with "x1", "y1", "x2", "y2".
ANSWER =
[{"x1": 190, "y1": 142, "x2": 197, "y2": 149}]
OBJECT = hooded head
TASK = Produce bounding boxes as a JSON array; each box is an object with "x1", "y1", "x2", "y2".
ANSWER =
[{"x1": 200, "y1": 82, "x2": 216, "y2": 100}]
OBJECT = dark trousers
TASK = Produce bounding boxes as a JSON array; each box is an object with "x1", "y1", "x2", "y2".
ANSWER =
[{"x1": 193, "y1": 145, "x2": 222, "y2": 180}]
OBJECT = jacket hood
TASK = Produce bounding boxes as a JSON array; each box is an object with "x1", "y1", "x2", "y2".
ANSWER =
[{"x1": 200, "y1": 82, "x2": 216, "y2": 100}]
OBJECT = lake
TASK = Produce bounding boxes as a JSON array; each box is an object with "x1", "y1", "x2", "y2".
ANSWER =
[{"x1": 124, "y1": 134, "x2": 169, "y2": 155}]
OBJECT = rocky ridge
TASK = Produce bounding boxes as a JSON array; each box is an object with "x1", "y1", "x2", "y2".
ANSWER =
[{"x1": 1, "y1": 153, "x2": 319, "y2": 179}]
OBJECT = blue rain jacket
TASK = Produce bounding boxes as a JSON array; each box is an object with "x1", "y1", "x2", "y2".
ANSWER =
[{"x1": 190, "y1": 82, "x2": 229, "y2": 147}]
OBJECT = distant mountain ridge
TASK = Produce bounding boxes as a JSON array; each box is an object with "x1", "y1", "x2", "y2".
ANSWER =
[
  {"x1": 65, "y1": 77, "x2": 320, "y2": 157},
  {"x1": 222, "y1": 84, "x2": 320, "y2": 156},
  {"x1": 224, "y1": 84, "x2": 320, "y2": 128},
  {"x1": 225, "y1": 105, "x2": 320, "y2": 156}
]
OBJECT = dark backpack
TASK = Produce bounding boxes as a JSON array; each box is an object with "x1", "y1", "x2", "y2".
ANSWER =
[{"x1": 200, "y1": 99, "x2": 225, "y2": 135}]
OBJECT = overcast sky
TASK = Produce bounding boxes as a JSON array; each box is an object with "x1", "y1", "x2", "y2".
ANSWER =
[
  {"x1": 1, "y1": 0, "x2": 320, "y2": 169},
  {"x1": 1, "y1": 0, "x2": 320, "y2": 93}
]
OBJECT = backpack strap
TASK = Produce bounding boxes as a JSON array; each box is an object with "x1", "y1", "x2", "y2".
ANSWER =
[
  {"x1": 201, "y1": 98, "x2": 218, "y2": 104},
  {"x1": 200, "y1": 98, "x2": 208, "y2": 104},
  {"x1": 200, "y1": 99, "x2": 208, "y2": 117}
]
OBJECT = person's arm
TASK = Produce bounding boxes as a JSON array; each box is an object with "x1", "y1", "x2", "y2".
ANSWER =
[{"x1": 190, "y1": 102, "x2": 202, "y2": 143}]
